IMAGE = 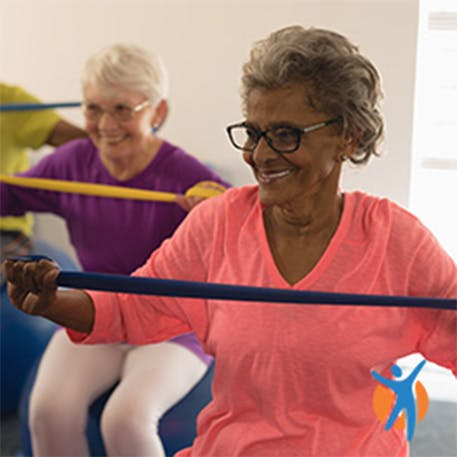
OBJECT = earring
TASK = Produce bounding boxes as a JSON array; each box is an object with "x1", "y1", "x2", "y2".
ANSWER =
[{"x1": 151, "y1": 125, "x2": 159, "y2": 134}]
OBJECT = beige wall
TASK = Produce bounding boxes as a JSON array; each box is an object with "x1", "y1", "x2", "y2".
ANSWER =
[{"x1": 0, "y1": 0, "x2": 418, "y2": 261}]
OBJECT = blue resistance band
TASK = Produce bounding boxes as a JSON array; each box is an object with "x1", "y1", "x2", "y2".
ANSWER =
[
  {"x1": 7, "y1": 256, "x2": 456, "y2": 310},
  {"x1": 57, "y1": 271, "x2": 456, "y2": 310},
  {"x1": 0, "y1": 102, "x2": 81, "y2": 112}
]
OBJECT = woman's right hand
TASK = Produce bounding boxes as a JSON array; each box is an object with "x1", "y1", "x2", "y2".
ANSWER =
[{"x1": 3, "y1": 258, "x2": 59, "y2": 317}]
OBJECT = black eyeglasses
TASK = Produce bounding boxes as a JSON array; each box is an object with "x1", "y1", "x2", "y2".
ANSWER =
[{"x1": 226, "y1": 117, "x2": 341, "y2": 154}]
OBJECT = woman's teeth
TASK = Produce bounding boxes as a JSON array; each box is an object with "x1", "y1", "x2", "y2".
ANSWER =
[
  {"x1": 103, "y1": 135, "x2": 126, "y2": 144},
  {"x1": 257, "y1": 168, "x2": 293, "y2": 183}
]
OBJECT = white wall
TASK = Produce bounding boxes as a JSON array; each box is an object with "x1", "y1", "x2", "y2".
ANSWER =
[{"x1": 0, "y1": 0, "x2": 418, "y2": 260}]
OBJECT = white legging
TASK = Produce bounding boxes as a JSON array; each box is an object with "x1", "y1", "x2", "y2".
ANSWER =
[{"x1": 29, "y1": 330, "x2": 207, "y2": 457}]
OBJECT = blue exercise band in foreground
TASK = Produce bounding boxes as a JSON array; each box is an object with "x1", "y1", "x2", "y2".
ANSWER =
[
  {"x1": 6, "y1": 256, "x2": 457, "y2": 310},
  {"x1": 0, "y1": 102, "x2": 81, "y2": 112},
  {"x1": 56, "y1": 271, "x2": 457, "y2": 310}
]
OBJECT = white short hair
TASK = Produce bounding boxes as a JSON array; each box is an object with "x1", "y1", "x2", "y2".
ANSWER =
[{"x1": 81, "y1": 43, "x2": 168, "y2": 107}]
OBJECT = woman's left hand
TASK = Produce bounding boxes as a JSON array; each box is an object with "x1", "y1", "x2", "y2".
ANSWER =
[{"x1": 175, "y1": 181, "x2": 227, "y2": 212}]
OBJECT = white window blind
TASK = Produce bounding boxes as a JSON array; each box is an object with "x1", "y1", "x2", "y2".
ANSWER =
[{"x1": 410, "y1": 0, "x2": 457, "y2": 261}]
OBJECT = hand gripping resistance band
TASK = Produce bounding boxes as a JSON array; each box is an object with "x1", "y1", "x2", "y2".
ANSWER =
[
  {"x1": 0, "y1": 175, "x2": 226, "y2": 202},
  {"x1": 6, "y1": 256, "x2": 456, "y2": 310},
  {"x1": 58, "y1": 272, "x2": 456, "y2": 310},
  {"x1": 0, "y1": 102, "x2": 81, "y2": 112}
]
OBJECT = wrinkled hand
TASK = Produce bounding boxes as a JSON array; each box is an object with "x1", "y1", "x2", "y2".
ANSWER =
[
  {"x1": 3, "y1": 258, "x2": 59, "y2": 316},
  {"x1": 175, "y1": 181, "x2": 227, "y2": 212}
]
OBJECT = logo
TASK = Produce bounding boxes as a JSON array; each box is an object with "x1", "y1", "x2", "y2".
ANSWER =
[{"x1": 371, "y1": 359, "x2": 429, "y2": 441}]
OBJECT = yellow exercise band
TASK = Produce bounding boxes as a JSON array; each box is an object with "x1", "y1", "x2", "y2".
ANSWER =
[{"x1": 0, "y1": 175, "x2": 225, "y2": 202}]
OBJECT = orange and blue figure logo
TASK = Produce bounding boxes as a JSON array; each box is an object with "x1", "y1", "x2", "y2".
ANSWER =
[{"x1": 371, "y1": 359, "x2": 429, "y2": 441}]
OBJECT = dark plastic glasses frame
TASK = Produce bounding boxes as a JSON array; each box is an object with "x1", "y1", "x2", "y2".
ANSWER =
[{"x1": 226, "y1": 116, "x2": 341, "y2": 154}]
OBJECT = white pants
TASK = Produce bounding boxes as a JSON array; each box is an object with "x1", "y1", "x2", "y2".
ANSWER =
[{"x1": 29, "y1": 330, "x2": 207, "y2": 457}]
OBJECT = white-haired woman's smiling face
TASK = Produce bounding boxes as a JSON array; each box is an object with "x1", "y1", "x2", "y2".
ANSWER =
[{"x1": 83, "y1": 84, "x2": 155, "y2": 166}]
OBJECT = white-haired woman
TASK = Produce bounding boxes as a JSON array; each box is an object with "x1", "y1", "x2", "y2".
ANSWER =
[
  {"x1": 4, "y1": 28, "x2": 455, "y2": 456},
  {"x1": 1, "y1": 44, "x2": 229, "y2": 456}
]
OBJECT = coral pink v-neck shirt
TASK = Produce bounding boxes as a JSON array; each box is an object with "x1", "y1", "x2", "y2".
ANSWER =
[{"x1": 69, "y1": 186, "x2": 457, "y2": 456}]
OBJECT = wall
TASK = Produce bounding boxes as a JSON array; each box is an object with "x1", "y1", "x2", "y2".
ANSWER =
[{"x1": 0, "y1": 0, "x2": 418, "y2": 261}]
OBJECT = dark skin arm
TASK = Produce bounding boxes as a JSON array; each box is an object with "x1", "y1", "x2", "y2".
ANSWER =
[
  {"x1": 3, "y1": 259, "x2": 94, "y2": 333},
  {"x1": 46, "y1": 119, "x2": 87, "y2": 147}
]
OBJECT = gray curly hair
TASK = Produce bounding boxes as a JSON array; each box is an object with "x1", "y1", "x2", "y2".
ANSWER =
[
  {"x1": 81, "y1": 43, "x2": 168, "y2": 109},
  {"x1": 241, "y1": 26, "x2": 384, "y2": 164}
]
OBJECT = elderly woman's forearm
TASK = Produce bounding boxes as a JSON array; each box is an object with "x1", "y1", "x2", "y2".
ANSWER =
[{"x1": 44, "y1": 289, "x2": 95, "y2": 334}]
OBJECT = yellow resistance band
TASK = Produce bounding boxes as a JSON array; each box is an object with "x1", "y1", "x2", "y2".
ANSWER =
[{"x1": 0, "y1": 174, "x2": 226, "y2": 202}]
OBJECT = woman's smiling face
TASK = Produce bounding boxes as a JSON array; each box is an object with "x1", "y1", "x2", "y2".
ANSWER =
[
  {"x1": 243, "y1": 83, "x2": 346, "y2": 208},
  {"x1": 83, "y1": 84, "x2": 154, "y2": 164}
]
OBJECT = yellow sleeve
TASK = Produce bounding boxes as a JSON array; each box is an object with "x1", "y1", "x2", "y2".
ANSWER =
[{"x1": 0, "y1": 83, "x2": 61, "y2": 151}]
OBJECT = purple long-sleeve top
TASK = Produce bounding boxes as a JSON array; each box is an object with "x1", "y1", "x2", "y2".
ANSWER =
[{"x1": 1, "y1": 137, "x2": 230, "y2": 363}]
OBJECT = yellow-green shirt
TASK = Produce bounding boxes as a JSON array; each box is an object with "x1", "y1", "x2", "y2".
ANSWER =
[{"x1": 0, "y1": 83, "x2": 61, "y2": 234}]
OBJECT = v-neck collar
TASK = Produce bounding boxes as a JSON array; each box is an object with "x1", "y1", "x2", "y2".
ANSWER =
[{"x1": 256, "y1": 191, "x2": 353, "y2": 289}]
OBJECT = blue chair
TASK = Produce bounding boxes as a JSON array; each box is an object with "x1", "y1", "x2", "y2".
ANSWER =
[
  {"x1": 1, "y1": 239, "x2": 78, "y2": 414},
  {"x1": 19, "y1": 360, "x2": 214, "y2": 456}
]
